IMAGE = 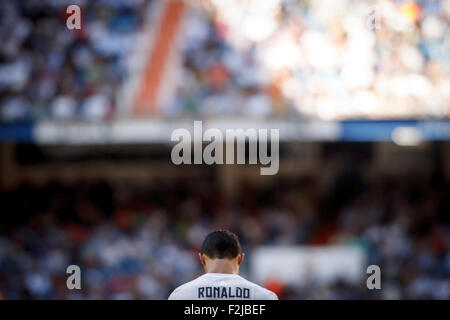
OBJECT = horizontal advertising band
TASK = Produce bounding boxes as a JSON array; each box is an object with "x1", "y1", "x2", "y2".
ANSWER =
[{"x1": 2, "y1": 119, "x2": 450, "y2": 143}]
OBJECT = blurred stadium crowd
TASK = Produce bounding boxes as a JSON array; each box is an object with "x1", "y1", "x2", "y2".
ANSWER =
[
  {"x1": 171, "y1": 0, "x2": 450, "y2": 118},
  {"x1": 1, "y1": 0, "x2": 450, "y2": 121},
  {"x1": 1, "y1": 169, "x2": 449, "y2": 299},
  {"x1": 0, "y1": 0, "x2": 151, "y2": 122}
]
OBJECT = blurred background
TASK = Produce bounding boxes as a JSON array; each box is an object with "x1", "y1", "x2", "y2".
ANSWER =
[{"x1": 0, "y1": 0, "x2": 450, "y2": 299}]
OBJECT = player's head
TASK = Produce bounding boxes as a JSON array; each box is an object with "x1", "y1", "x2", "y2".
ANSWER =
[{"x1": 199, "y1": 230, "x2": 244, "y2": 274}]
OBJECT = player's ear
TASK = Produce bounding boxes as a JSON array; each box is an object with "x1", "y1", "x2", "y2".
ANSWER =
[
  {"x1": 237, "y1": 253, "x2": 245, "y2": 265},
  {"x1": 199, "y1": 253, "x2": 206, "y2": 266}
]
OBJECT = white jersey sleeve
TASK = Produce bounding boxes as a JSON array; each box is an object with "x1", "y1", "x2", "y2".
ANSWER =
[{"x1": 168, "y1": 273, "x2": 278, "y2": 300}]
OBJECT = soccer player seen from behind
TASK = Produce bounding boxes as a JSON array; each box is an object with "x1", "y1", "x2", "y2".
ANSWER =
[{"x1": 168, "y1": 230, "x2": 278, "y2": 300}]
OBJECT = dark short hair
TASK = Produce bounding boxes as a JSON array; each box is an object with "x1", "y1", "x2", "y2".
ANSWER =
[{"x1": 201, "y1": 230, "x2": 242, "y2": 259}]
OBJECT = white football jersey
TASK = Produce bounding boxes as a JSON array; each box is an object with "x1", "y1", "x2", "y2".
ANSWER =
[{"x1": 168, "y1": 273, "x2": 278, "y2": 300}]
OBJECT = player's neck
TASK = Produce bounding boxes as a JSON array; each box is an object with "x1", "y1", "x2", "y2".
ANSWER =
[{"x1": 205, "y1": 260, "x2": 238, "y2": 274}]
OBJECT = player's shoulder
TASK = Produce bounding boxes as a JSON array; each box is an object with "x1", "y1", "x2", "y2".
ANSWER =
[
  {"x1": 237, "y1": 275, "x2": 278, "y2": 300},
  {"x1": 167, "y1": 274, "x2": 206, "y2": 300}
]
